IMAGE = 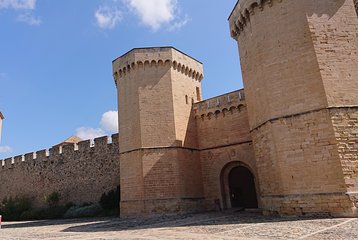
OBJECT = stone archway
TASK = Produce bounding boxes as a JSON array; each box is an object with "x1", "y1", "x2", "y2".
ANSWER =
[{"x1": 221, "y1": 162, "x2": 259, "y2": 209}]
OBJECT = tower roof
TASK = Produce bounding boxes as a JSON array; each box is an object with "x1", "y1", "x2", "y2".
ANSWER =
[{"x1": 0, "y1": 112, "x2": 4, "y2": 120}]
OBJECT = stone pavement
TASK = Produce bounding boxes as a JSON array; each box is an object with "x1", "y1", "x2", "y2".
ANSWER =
[{"x1": 1, "y1": 211, "x2": 357, "y2": 240}]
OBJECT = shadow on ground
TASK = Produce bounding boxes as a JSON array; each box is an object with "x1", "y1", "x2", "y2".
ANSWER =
[{"x1": 3, "y1": 210, "x2": 334, "y2": 233}]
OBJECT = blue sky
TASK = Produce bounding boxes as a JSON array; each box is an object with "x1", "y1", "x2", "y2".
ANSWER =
[{"x1": 0, "y1": 0, "x2": 243, "y2": 159}]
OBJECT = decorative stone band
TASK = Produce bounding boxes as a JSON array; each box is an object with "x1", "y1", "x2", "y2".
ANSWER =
[
  {"x1": 250, "y1": 106, "x2": 358, "y2": 132},
  {"x1": 229, "y1": 0, "x2": 283, "y2": 40},
  {"x1": 113, "y1": 59, "x2": 204, "y2": 86},
  {"x1": 119, "y1": 140, "x2": 252, "y2": 155}
]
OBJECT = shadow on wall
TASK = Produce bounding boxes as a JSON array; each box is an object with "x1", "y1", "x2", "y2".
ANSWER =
[{"x1": 305, "y1": 0, "x2": 345, "y2": 18}]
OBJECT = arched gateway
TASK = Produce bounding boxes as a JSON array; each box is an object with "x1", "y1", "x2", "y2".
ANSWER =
[
  {"x1": 221, "y1": 162, "x2": 258, "y2": 209},
  {"x1": 229, "y1": 166, "x2": 258, "y2": 208}
]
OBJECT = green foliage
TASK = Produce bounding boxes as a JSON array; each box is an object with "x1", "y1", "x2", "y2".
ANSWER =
[
  {"x1": 20, "y1": 206, "x2": 69, "y2": 220},
  {"x1": 63, "y1": 204, "x2": 102, "y2": 219},
  {"x1": 99, "y1": 186, "x2": 120, "y2": 210},
  {"x1": 45, "y1": 192, "x2": 61, "y2": 208},
  {"x1": 0, "y1": 196, "x2": 32, "y2": 221}
]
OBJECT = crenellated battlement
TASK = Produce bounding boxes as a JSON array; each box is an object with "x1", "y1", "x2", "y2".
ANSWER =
[
  {"x1": 229, "y1": 0, "x2": 283, "y2": 40},
  {"x1": 112, "y1": 47, "x2": 204, "y2": 86},
  {"x1": 0, "y1": 133, "x2": 120, "y2": 208},
  {"x1": 193, "y1": 89, "x2": 246, "y2": 120},
  {"x1": 0, "y1": 133, "x2": 119, "y2": 169}
]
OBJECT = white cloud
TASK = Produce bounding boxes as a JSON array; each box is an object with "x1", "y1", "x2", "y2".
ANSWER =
[
  {"x1": 95, "y1": 6, "x2": 123, "y2": 29},
  {"x1": 94, "y1": 0, "x2": 187, "y2": 31},
  {"x1": 16, "y1": 12, "x2": 40, "y2": 25},
  {"x1": 0, "y1": 145, "x2": 12, "y2": 153},
  {"x1": 168, "y1": 14, "x2": 189, "y2": 31},
  {"x1": 76, "y1": 110, "x2": 118, "y2": 140},
  {"x1": 125, "y1": 0, "x2": 177, "y2": 31},
  {"x1": 0, "y1": 0, "x2": 40, "y2": 26},
  {"x1": 100, "y1": 111, "x2": 118, "y2": 133},
  {"x1": 76, "y1": 127, "x2": 106, "y2": 141},
  {"x1": 0, "y1": 0, "x2": 36, "y2": 10}
]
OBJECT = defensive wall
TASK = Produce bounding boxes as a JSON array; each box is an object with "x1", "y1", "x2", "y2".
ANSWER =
[
  {"x1": 229, "y1": 0, "x2": 358, "y2": 216},
  {"x1": 193, "y1": 89, "x2": 257, "y2": 211},
  {"x1": 0, "y1": 134, "x2": 120, "y2": 208}
]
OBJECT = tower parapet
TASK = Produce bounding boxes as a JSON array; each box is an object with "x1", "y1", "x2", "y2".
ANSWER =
[{"x1": 229, "y1": 0, "x2": 358, "y2": 216}]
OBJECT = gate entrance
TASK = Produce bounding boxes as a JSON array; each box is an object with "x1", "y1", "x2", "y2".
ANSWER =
[{"x1": 228, "y1": 166, "x2": 258, "y2": 208}]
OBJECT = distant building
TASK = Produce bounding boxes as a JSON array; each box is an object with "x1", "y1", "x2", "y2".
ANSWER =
[
  {"x1": 0, "y1": 112, "x2": 4, "y2": 143},
  {"x1": 53, "y1": 135, "x2": 83, "y2": 148}
]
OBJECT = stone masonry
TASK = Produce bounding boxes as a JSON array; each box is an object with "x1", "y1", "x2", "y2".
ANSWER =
[
  {"x1": 0, "y1": 134, "x2": 119, "y2": 208},
  {"x1": 113, "y1": 47, "x2": 204, "y2": 217},
  {"x1": 0, "y1": 0, "x2": 357, "y2": 218},
  {"x1": 229, "y1": 0, "x2": 358, "y2": 216}
]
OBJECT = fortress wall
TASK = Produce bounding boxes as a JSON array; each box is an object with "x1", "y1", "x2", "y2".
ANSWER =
[
  {"x1": 193, "y1": 89, "x2": 251, "y2": 150},
  {"x1": 251, "y1": 110, "x2": 353, "y2": 215},
  {"x1": 120, "y1": 147, "x2": 204, "y2": 216},
  {"x1": 199, "y1": 143, "x2": 256, "y2": 211},
  {"x1": 229, "y1": 0, "x2": 357, "y2": 216},
  {"x1": 331, "y1": 108, "x2": 358, "y2": 205},
  {"x1": 230, "y1": 0, "x2": 329, "y2": 130},
  {"x1": 0, "y1": 134, "x2": 120, "y2": 208},
  {"x1": 193, "y1": 90, "x2": 257, "y2": 210},
  {"x1": 306, "y1": 0, "x2": 358, "y2": 107}
]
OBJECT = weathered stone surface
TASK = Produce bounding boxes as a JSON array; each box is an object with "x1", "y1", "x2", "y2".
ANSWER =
[
  {"x1": 0, "y1": 134, "x2": 119, "y2": 208},
  {"x1": 229, "y1": 0, "x2": 358, "y2": 216},
  {"x1": 1, "y1": 0, "x2": 357, "y2": 219}
]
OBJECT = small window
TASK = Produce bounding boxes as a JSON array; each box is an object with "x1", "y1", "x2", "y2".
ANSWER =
[
  {"x1": 196, "y1": 87, "x2": 201, "y2": 101},
  {"x1": 185, "y1": 95, "x2": 189, "y2": 104}
]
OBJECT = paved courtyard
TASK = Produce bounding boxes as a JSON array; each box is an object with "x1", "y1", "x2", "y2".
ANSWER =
[{"x1": 1, "y1": 211, "x2": 358, "y2": 240}]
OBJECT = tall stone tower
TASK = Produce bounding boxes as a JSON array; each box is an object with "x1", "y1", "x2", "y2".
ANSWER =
[
  {"x1": 112, "y1": 47, "x2": 204, "y2": 216},
  {"x1": 229, "y1": 0, "x2": 358, "y2": 216}
]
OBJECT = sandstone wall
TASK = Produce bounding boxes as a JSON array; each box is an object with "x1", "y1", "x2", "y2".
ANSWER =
[
  {"x1": 193, "y1": 90, "x2": 257, "y2": 211},
  {"x1": 113, "y1": 47, "x2": 205, "y2": 217},
  {"x1": 306, "y1": 0, "x2": 358, "y2": 107},
  {"x1": 229, "y1": 0, "x2": 358, "y2": 216},
  {"x1": 331, "y1": 107, "x2": 358, "y2": 206},
  {"x1": 0, "y1": 134, "x2": 120, "y2": 208}
]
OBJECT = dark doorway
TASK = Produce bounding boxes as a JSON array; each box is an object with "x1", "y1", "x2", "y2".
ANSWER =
[{"x1": 229, "y1": 166, "x2": 258, "y2": 208}]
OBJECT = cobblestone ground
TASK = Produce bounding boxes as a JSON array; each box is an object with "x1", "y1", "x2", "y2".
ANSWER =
[{"x1": 1, "y1": 211, "x2": 357, "y2": 240}]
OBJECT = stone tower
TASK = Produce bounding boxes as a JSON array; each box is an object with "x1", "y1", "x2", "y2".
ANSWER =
[
  {"x1": 112, "y1": 47, "x2": 204, "y2": 216},
  {"x1": 229, "y1": 0, "x2": 358, "y2": 216}
]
